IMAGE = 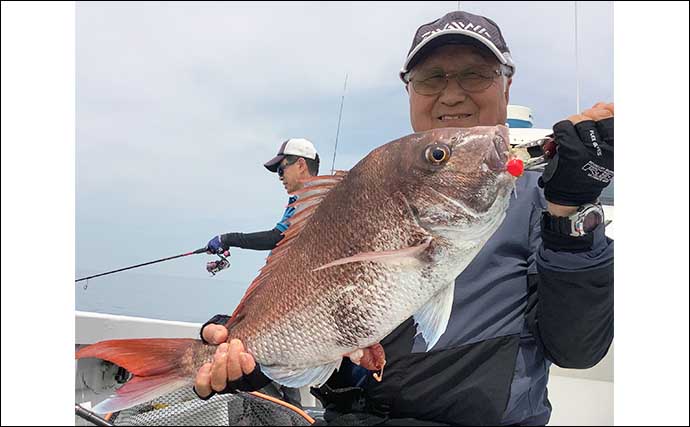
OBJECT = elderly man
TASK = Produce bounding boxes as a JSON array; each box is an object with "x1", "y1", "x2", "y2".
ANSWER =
[{"x1": 196, "y1": 11, "x2": 614, "y2": 426}]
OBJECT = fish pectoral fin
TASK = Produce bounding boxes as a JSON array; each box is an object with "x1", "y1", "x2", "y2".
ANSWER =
[
  {"x1": 413, "y1": 281, "x2": 455, "y2": 351},
  {"x1": 260, "y1": 359, "x2": 343, "y2": 388},
  {"x1": 312, "y1": 236, "x2": 433, "y2": 272}
]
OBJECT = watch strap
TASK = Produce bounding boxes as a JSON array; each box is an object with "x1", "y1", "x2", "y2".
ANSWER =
[{"x1": 541, "y1": 212, "x2": 595, "y2": 252}]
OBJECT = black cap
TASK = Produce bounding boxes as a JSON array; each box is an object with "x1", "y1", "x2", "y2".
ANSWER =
[{"x1": 400, "y1": 11, "x2": 515, "y2": 82}]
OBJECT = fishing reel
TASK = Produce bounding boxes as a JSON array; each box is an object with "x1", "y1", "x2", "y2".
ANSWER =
[{"x1": 206, "y1": 252, "x2": 231, "y2": 276}]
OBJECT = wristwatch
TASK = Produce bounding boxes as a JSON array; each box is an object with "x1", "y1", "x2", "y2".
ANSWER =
[{"x1": 542, "y1": 203, "x2": 605, "y2": 237}]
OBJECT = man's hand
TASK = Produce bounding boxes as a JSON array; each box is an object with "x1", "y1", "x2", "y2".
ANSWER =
[
  {"x1": 202, "y1": 323, "x2": 229, "y2": 346},
  {"x1": 194, "y1": 326, "x2": 257, "y2": 399},
  {"x1": 206, "y1": 235, "x2": 227, "y2": 255},
  {"x1": 194, "y1": 323, "x2": 364, "y2": 398},
  {"x1": 540, "y1": 102, "x2": 614, "y2": 214}
]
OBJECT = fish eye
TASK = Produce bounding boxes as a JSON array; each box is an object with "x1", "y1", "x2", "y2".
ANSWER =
[{"x1": 425, "y1": 144, "x2": 451, "y2": 165}]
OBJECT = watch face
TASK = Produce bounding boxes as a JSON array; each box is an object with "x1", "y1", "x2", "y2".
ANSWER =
[{"x1": 582, "y1": 210, "x2": 603, "y2": 233}]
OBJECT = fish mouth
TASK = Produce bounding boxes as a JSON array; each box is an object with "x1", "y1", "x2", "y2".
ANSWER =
[{"x1": 484, "y1": 134, "x2": 510, "y2": 171}]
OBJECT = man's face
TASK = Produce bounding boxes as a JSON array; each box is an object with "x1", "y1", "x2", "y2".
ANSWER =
[
  {"x1": 408, "y1": 44, "x2": 512, "y2": 132},
  {"x1": 278, "y1": 157, "x2": 308, "y2": 194}
]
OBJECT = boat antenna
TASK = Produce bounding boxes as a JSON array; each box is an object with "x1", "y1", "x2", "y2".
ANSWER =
[
  {"x1": 330, "y1": 73, "x2": 348, "y2": 174},
  {"x1": 574, "y1": 1, "x2": 580, "y2": 113}
]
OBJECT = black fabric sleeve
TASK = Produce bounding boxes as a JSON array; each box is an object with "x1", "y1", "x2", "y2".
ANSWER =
[
  {"x1": 220, "y1": 228, "x2": 284, "y2": 251},
  {"x1": 530, "y1": 263, "x2": 614, "y2": 369},
  {"x1": 540, "y1": 224, "x2": 595, "y2": 252}
]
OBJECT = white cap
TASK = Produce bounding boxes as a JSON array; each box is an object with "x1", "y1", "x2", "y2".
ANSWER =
[{"x1": 264, "y1": 138, "x2": 318, "y2": 172}]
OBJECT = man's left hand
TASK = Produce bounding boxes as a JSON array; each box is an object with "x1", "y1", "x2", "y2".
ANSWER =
[
  {"x1": 206, "y1": 235, "x2": 226, "y2": 254},
  {"x1": 539, "y1": 102, "x2": 614, "y2": 214}
]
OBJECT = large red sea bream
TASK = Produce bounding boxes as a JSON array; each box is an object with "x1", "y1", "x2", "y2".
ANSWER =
[{"x1": 77, "y1": 126, "x2": 519, "y2": 413}]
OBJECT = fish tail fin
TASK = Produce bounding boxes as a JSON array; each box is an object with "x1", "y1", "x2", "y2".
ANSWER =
[{"x1": 76, "y1": 338, "x2": 204, "y2": 413}]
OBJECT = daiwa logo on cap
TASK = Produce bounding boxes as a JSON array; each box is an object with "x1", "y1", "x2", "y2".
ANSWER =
[
  {"x1": 421, "y1": 21, "x2": 493, "y2": 40},
  {"x1": 399, "y1": 10, "x2": 515, "y2": 82}
]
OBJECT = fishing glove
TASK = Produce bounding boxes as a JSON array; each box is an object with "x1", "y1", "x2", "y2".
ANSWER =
[
  {"x1": 538, "y1": 117, "x2": 614, "y2": 206},
  {"x1": 193, "y1": 368, "x2": 272, "y2": 400},
  {"x1": 195, "y1": 314, "x2": 272, "y2": 399},
  {"x1": 206, "y1": 235, "x2": 228, "y2": 254}
]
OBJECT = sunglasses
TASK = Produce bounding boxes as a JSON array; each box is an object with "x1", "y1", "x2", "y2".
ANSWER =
[{"x1": 277, "y1": 157, "x2": 299, "y2": 177}]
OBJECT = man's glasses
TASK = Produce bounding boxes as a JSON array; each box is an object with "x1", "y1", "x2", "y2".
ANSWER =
[
  {"x1": 277, "y1": 157, "x2": 299, "y2": 177},
  {"x1": 406, "y1": 65, "x2": 509, "y2": 96}
]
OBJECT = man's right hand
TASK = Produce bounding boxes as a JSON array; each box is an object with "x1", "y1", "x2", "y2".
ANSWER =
[
  {"x1": 194, "y1": 322, "x2": 366, "y2": 399},
  {"x1": 539, "y1": 102, "x2": 614, "y2": 208},
  {"x1": 194, "y1": 324, "x2": 257, "y2": 399}
]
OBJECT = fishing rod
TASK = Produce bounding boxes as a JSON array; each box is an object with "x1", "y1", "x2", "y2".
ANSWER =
[{"x1": 75, "y1": 247, "x2": 230, "y2": 283}]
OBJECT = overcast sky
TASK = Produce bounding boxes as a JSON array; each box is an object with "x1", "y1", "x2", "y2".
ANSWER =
[{"x1": 75, "y1": 1, "x2": 613, "y2": 321}]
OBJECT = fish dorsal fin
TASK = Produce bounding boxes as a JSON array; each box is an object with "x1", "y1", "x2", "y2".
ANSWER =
[
  {"x1": 229, "y1": 171, "x2": 348, "y2": 321},
  {"x1": 272, "y1": 170, "x2": 348, "y2": 257}
]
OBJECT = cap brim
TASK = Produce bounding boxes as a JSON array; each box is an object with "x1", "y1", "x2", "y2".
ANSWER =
[
  {"x1": 400, "y1": 30, "x2": 511, "y2": 81},
  {"x1": 264, "y1": 155, "x2": 285, "y2": 172}
]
